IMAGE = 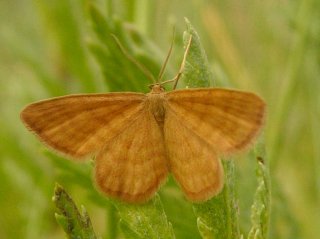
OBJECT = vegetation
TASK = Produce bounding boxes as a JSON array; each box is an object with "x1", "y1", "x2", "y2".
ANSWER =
[{"x1": 0, "y1": 1, "x2": 319, "y2": 238}]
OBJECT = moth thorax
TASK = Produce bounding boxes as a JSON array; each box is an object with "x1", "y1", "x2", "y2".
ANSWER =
[{"x1": 147, "y1": 94, "x2": 166, "y2": 123}]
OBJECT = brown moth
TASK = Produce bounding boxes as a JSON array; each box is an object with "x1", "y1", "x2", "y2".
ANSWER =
[{"x1": 20, "y1": 36, "x2": 266, "y2": 203}]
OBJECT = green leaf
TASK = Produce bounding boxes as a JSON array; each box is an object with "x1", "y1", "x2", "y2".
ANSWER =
[
  {"x1": 112, "y1": 194, "x2": 175, "y2": 239},
  {"x1": 181, "y1": 18, "x2": 213, "y2": 88},
  {"x1": 248, "y1": 140, "x2": 271, "y2": 239},
  {"x1": 119, "y1": 219, "x2": 144, "y2": 239},
  {"x1": 160, "y1": 181, "x2": 202, "y2": 239},
  {"x1": 53, "y1": 183, "x2": 98, "y2": 239},
  {"x1": 182, "y1": 19, "x2": 240, "y2": 239},
  {"x1": 35, "y1": 0, "x2": 96, "y2": 92},
  {"x1": 193, "y1": 161, "x2": 241, "y2": 239},
  {"x1": 88, "y1": 4, "x2": 163, "y2": 92}
]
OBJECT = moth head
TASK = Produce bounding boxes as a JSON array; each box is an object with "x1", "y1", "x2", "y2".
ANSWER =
[{"x1": 149, "y1": 83, "x2": 165, "y2": 93}]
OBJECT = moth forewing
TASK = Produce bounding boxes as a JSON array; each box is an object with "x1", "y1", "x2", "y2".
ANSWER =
[
  {"x1": 164, "y1": 88, "x2": 266, "y2": 154},
  {"x1": 20, "y1": 93, "x2": 146, "y2": 159}
]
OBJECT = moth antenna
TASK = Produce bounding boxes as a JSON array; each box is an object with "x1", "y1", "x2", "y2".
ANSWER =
[
  {"x1": 157, "y1": 28, "x2": 175, "y2": 83},
  {"x1": 172, "y1": 35, "x2": 192, "y2": 90},
  {"x1": 111, "y1": 34, "x2": 156, "y2": 83}
]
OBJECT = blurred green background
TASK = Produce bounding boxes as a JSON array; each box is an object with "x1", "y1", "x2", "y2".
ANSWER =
[{"x1": 0, "y1": 0, "x2": 319, "y2": 238}]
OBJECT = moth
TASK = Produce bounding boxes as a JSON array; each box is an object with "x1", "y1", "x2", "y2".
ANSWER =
[{"x1": 20, "y1": 36, "x2": 266, "y2": 203}]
